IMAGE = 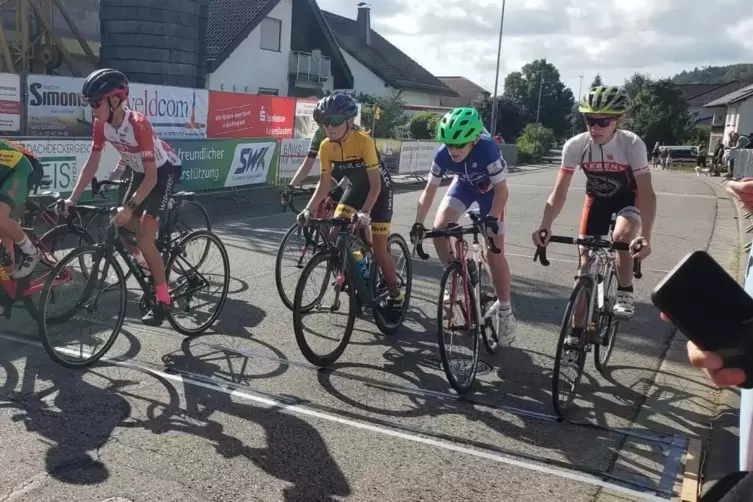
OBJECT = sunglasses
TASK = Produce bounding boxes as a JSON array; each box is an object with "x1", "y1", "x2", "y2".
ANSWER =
[
  {"x1": 86, "y1": 97, "x2": 103, "y2": 108},
  {"x1": 584, "y1": 115, "x2": 618, "y2": 128},
  {"x1": 317, "y1": 116, "x2": 347, "y2": 127},
  {"x1": 447, "y1": 142, "x2": 472, "y2": 150}
]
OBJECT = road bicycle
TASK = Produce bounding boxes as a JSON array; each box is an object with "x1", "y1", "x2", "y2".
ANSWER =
[
  {"x1": 37, "y1": 186, "x2": 230, "y2": 368},
  {"x1": 414, "y1": 209, "x2": 501, "y2": 394},
  {"x1": 1, "y1": 181, "x2": 93, "y2": 322},
  {"x1": 292, "y1": 217, "x2": 412, "y2": 366},
  {"x1": 533, "y1": 217, "x2": 643, "y2": 417},
  {"x1": 274, "y1": 185, "x2": 349, "y2": 310}
]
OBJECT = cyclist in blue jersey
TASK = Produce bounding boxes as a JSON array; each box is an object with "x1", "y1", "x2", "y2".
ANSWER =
[{"x1": 410, "y1": 107, "x2": 515, "y2": 343}]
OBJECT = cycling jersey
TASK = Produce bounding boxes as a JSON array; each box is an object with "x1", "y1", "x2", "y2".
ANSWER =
[
  {"x1": 429, "y1": 136, "x2": 507, "y2": 192},
  {"x1": 307, "y1": 127, "x2": 327, "y2": 159},
  {"x1": 319, "y1": 129, "x2": 393, "y2": 233},
  {"x1": 92, "y1": 108, "x2": 181, "y2": 173},
  {"x1": 0, "y1": 140, "x2": 36, "y2": 211},
  {"x1": 561, "y1": 130, "x2": 649, "y2": 198}
]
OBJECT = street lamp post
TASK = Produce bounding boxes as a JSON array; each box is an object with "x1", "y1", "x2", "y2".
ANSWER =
[{"x1": 489, "y1": 0, "x2": 506, "y2": 137}]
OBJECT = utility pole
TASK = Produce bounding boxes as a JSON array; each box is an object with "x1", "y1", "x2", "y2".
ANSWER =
[
  {"x1": 535, "y1": 73, "x2": 544, "y2": 124},
  {"x1": 489, "y1": 0, "x2": 506, "y2": 136}
]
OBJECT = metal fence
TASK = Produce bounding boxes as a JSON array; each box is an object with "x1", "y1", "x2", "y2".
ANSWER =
[{"x1": 730, "y1": 149, "x2": 753, "y2": 178}]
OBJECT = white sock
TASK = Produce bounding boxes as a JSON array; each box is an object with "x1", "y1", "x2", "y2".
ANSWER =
[
  {"x1": 16, "y1": 236, "x2": 36, "y2": 255},
  {"x1": 498, "y1": 300, "x2": 512, "y2": 315}
]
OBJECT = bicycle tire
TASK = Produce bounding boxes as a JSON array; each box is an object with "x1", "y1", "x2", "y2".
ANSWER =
[
  {"x1": 38, "y1": 246, "x2": 127, "y2": 368},
  {"x1": 594, "y1": 267, "x2": 620, "y2": 375},
  {"x1": 371, "y1": 233, "x2": 412, "y2": 336},
  {"x1": 274, "y1": 222, "x2": 325, "y2": 311},
  {"x1": 165, "y1": 230, "x2": 230, "y2": 336},
  {"x1": 551, "y1": 277, "x2": 592, "y2": 417},
  {"x1": 478, "y1": 258, "x2": 499, "y2": 354},
  {"x1": 22, "y1": 223, "x2": 95, "y2": 320},
  {"x1": 292, "y1": 250, "x2": 356, "y2": 367},
  {"x1": 171, "y1": 200, "x2": 212, "y2": 269},
  {"x1": 437, "y1": 260, "x2": 480, "y2": 394}
]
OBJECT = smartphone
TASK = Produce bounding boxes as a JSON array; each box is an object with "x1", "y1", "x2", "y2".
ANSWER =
[{"x1": 652, "y1": 250, "x2": 753, "y2": 388}]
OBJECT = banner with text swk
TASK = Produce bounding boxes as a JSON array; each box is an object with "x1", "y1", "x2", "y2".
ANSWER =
[
  {"x1": 169, "y1": 138, "x2": 279, "y2": 191},
  {"x1": 26, "y1": 74, "x2": 209, "y2": 138}
]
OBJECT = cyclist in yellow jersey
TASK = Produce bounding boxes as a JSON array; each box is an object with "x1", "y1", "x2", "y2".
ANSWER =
[{"x1": 297, "y1": 93, "x2": 403, "y2": 306}]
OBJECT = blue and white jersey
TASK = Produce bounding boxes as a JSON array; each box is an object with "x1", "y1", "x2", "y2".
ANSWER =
[{"x1": 428, "y1": 136, "x2": 507, "y2": 193}]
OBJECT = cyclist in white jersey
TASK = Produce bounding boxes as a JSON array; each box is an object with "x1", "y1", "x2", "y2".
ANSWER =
[
  {"x1": 533, "y1": 85, "x2": 656, "y2": 323},
  {"x1": 64, "y1": 68, "x2": 182, "y2": 327}
]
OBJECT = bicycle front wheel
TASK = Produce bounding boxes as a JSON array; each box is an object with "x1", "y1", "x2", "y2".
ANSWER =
[
  {"x1": 477, "y1": 258, "x2": 499, "y2": 354},
  {"x1": 274, "y1": 222, "x2": 325, "y2": 310},
  {"x1": 292, "y1": 251, "x2": 355, "y2": 367},
  {"x1": 437, "y1": 260, "x2": 480, "y2": 394},
  {"x1": 552, "y1": 277, "x2": 592, "y2": 417},
  {"x1": 38, "y1": 246, "x2": 127, "y2": 368},
  {"x1": 594, "y1": 267, "x2": 620, "y2": 375}
]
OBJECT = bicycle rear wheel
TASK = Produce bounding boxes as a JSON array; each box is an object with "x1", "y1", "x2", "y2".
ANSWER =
[
  {"x1": 274, "y1": 222, "x2": 325, "y2": 310},
  {"x1": 551, "y1": 278, "x2": 592, "y2": 417},
  {"x1": 594, "y1": 267, "x2": 620, "y2": 375},
  {"x1": 371, "y1": 232, "x2": 412, "y2": 336},
  {"x1": 437, "y1": 260, "x2": 479, "y2": 394},
  {"x1": 170, "y1": 200, "x2": 212, "y2": 270},
  {"x1": 38, "y1": 246, "x2": 127, "y2": 368},
  {"x1": 292, "y1": 251, "x2": 356, "y2": 367}
]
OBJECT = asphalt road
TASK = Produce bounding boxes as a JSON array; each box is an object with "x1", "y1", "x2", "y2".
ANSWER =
[{"x1": 0, "y1": 167, "x2": 722, "y2": 502}]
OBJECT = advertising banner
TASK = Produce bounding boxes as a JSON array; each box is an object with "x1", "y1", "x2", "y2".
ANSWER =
[
  {"x1": 170, "y1": 138, "x2": 279, "y2": 191},
  {"x1": 279, "y1": 138, "x2": 319, "y2": 179},
  {"x1": 375, "y1": 138, "x2": 401, "y2": 173},
  {"x1": 13, "y1": 139, "x2": 120, "y2": 195},
  {"x1": 294, "y1": 99, "x2": 317, "y2": 139},
  {"x1": 26, "y1": 74, "x2": 208, "y2": 138},
  {"x1": 398, "y1": 140, "x2": 439, "y2": 175},
  {"x1": 0, "y1": 73, "x2": 21, "y2": 131},
  {"x1": 207, "y1": 92, "x2": 295, "y2": 139}
]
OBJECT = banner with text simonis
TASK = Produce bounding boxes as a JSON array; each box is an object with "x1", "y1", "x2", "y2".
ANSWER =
[
  {"x1": 25, "y1": 73, "x2": 208, "y2": 138},
  {"x1": 207, "y1": 92, "x2": 295, "y2": 139},
  {"x1": 13, "y1": 139, "x2": 120, "y2": 195},
  {"x1": 223, "y1": 139, "x2": 280, "y2": 188}
]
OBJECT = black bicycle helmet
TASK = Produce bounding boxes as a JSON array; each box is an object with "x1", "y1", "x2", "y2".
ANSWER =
[
  {"x1": 82, "y1": 68, "x2": 129, "y2": 100},
  {"x1": 315, "y1": 92, "x2": 358, "y2": 118}
]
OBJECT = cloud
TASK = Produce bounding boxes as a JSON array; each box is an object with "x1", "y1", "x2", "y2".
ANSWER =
[{"x1": 315, "y1": 0, "x2": 753, "y2": 95}]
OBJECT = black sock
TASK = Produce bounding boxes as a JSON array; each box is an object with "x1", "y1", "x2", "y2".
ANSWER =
[{"x1": 618, "y1": 285, "x2": 633, "y2": 293}]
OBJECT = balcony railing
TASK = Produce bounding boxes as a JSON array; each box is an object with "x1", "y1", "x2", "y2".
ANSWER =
[{"x1": 289, "y1": 51, "x2": 331, "y2": 85}]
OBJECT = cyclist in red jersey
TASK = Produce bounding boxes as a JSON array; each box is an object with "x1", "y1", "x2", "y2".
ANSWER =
[{"x1": 64, "y1": 69, "x2": 182, "y2": 326}]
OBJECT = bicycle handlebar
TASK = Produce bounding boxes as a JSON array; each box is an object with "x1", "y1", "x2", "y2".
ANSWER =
[
  {"x1": 533, "y1": 230, "x2": 642, "y2": 279},
  {"x1": 413, "y1": 213, "x2": 501, "y2": 261},
  {"x1": 91, "y1": 177, "x2": 126, "y2": 195}
]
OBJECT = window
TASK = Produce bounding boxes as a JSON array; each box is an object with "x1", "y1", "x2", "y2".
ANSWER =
[
  {"x1": 258, "y1": 88, "x2": 279, "y2": 96},
  {"x1": 259, "y1": 17, "x2": 281, "y2": 51}
]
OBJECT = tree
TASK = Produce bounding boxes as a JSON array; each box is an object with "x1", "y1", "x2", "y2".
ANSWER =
[
  {"x1": 409, "y1": 112, "x2": 441, "y2": 139},
  {"x1": 471, "y1": 92, "x2": 526, "y2": 142},
  {"x1": 590, "y1": 73, "x2": 603, "y2": 88},
  {"x1": 516, "y1": 123, "x2": 555, "y2": 158},
  {"x1": 628, "y1": 79, "x2": 693, "y2": 147},
  {"x1": 623, "y1": 73, "x2": 652, "y2": 100},
  {"x1": 503, "y1": 58, "x2": 574, "y2": 139},
  {"x1": 357, "y1": 90, "x2": 408, "y2": 138}
]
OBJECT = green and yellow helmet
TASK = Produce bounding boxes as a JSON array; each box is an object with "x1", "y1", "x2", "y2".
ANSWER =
[
  {"x1": 579, "y1": 85, "x2": 632, "y2": 115},
  {"x1": 437, "y1": 107, "x2": 484, "y2": 145}
]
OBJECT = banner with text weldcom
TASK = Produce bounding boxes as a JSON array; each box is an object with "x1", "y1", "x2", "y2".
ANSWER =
[
  {"x1": 224, "y1": 140, "x2": 279, "y2": 188},
  {"x1": 13, "y1": 139, "x2": 120, "y2": 195},
  {"x1": 127, "y1": 82, "x2": 208, "y2": 138},
  {"x1": 170, "y1": 139, "x2": 234, "y2": 191}
]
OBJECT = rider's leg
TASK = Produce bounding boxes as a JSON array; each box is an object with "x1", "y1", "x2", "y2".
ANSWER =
[
  {"x1": 0, "y1": 161, "x2": 40, "y2": 278},
  {"x1": 611, "y1": 206, "x2": 641, "y2": 320},
  {"x1": 432, "y1": 179, "x2": 467, "y2": 268}
]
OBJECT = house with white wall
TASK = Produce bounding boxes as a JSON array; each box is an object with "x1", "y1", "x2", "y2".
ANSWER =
[
  {"x1": 704, "y1": 83, "x2": 753, "y2": 150},
  {"x1": 321, "y1": 4, "x2": 457, "y2": 106},
  {"x1": 204, "y1": 0, "x2": 354, "y2": 97}
]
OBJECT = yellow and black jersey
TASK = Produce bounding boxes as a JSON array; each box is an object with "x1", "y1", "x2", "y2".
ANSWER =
[{"x1": 318, "y1": 129, "x2": 385, "y2": 190}]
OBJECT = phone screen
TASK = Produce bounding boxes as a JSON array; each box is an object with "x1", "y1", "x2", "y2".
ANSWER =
[{"x1": 653, "y1": 251, "x2": 753, "y2": 351}]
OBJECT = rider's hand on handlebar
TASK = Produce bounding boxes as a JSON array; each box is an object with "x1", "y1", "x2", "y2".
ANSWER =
[
  {"x1": 296, "y1": 208, "x2": 310, "y2": 226},
  {"x1": 629, "y1": 236, "x2": 650, "y2": 259},
  {"x1": 409, "y1": 222, "x2": 426, "y2": 244},
  {"x1": 354, "y1": 211, "x2": 371, "y2": 228},
  {"x1": 59, "y1": 198, "x2": 75, "y2": 216},
  {"x1": 483, "y1": 216, "x2": 499, "y2": 238},
  {"x1": 532, "y1": 227, "x2": 551, "y2": 247}
]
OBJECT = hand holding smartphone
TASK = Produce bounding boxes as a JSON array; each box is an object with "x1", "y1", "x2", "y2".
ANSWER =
[{"x1": 652, "y1": 250, "x2": 753, "y2": 389}]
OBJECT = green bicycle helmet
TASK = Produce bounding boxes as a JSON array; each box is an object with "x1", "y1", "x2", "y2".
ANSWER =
[
  {"x1": 579, "y1": 85, "x2": 632, "y2": 115},
  {"x1": 437, "y1": 107, "x2": 484, "y2": 145}
]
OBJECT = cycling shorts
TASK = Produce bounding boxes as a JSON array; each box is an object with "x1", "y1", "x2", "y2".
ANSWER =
[
  {"x1": 437, "y1": 178, "x2": 505, "y2": 236},
  {"x1": 579, "y1": 192, "x2": 641, "y2": 237},
  {"x1": 121, "y1": 163, "x2": 180, "y2": 221},
  {"x1": 333, "y1": 172, "x2": 394, "y2": 235},
  {"x1": 0, "y1": 154, "x2": 33, "y2": 211}
]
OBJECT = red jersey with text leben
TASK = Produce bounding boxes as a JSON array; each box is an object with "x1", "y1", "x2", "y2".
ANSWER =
[
  {"x1": 560, "y1": 130, "x2": 649, "y2": 198},
  {"x1": 92, "y1": 108, "x2": 181, "y2": 173}
]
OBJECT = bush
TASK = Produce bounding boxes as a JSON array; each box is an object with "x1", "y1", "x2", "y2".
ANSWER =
[
  {"x1": 516, "y1": 123, "x2": 555, "y2": 158},
  {"x1": 517, "y1": 151, "x2": 534, "y2": 165},
  {"x1": 409, "y1": 112, "x2": 442, "y2": 139}
]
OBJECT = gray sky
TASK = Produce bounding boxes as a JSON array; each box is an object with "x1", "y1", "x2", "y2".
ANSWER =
[{"x1": 317, "y1": 0, "x2": 753, "y2": 98}]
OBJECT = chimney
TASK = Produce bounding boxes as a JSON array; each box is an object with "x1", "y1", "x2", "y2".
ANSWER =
[{"x1": 357, "y1": 2, "x2": 371, "y2": 46}]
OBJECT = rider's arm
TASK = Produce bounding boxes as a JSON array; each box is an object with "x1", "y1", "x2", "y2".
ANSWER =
[
  {"x1": 416, "y1": 150, "x2": 447, "y2": 224},
  {"x1": 305, "y1": 140, "x2": 332, "y2": 212},
  {"x1": 70, "y1": 120, "x2": 105, "y2": 201},
  {"x1": 629, "y1": 138, "x2": 656, "y2": 241},
  {"x1": 487, "y1": 145, "x2": 509, "y2": 219},
  {"x1": 289, "y1": 156, "x2": 315, "y2": 186},
  {"x1": 361, "y1": 139, "x2": 382, "y2": 213},
  {"x1": 540, "y1": 138, "x2": 578, "y2": 229}
]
